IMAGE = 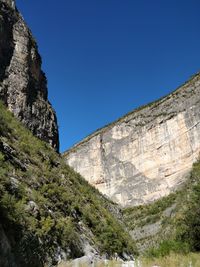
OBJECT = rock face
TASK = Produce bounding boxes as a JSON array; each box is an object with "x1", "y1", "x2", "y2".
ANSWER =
[
  {"x1": 0, "y1": 224, "x2": 16, "y2": 267},
  {"x1": 0, "y1": 0, "x2": 59, "y2": 151},
  {"x1": 64, "y1": 73, "x2": 200, "y2": 207}
]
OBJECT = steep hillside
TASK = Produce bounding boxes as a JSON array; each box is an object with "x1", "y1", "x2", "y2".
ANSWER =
[
  {"x1": 64, "y1": 72, "x2": 200, "y2": 207},
  {"x1": 0, "y1": 101, "x2": 136, "y2": 267},
  {"x1": 123, "y1": 159, "x2": 200, "y2": 254},
  {"x1": 0, "y1": 0, "x2": 59, "y2": 151}
]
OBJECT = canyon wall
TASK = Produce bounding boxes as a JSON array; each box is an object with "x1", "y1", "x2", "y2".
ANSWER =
[
  {"x1": 0, "y1": 0, "x2": 59, "y2": 151},
  {"x1": 64, "y1": 73, "x2": 200, "y2": 207}
]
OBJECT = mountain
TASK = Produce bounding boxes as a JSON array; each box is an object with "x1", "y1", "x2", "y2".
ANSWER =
[
  {"x1": 1, "y1": 0, "x2": 200, "y2": 264},
  {"x1": 0, "y1": 102, "x2": 136, "y2": 266},
  {"x1": 0, "y1": 0, "x2": 59, "y2": 151},
  {"x1": 0, "y1": 1, "x2": 136, "y2": 266},
  {"x1": 64, "y1": 73, "x2": 200, "y2": 207}
]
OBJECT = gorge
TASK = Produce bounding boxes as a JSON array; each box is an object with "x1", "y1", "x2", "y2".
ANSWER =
[
  {"x1": 0, "y1": 0, "x2": 200, "y2": 266},
  {"x1": 64, "y1": 73, "x2": 200, "y2": 207}
]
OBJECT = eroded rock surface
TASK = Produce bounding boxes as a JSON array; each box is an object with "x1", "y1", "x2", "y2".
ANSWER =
[
  {"x1": 0, "y1": 0, "x2": 59, "y2": 151},
  {"x1": 64, "y1": 73, "x2": 200, "y2": 207}
]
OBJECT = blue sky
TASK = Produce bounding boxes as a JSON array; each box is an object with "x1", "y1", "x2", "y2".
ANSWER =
[{"x1": 16, "y1": 0, "x2": 200, "y2": 152}]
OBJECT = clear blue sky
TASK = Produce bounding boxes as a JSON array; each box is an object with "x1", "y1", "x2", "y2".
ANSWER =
[{"x1": 16, "y1": 0, "x2": 200, "y2": 152}]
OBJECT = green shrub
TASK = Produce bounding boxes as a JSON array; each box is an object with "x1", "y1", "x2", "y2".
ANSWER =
[{"x1": 146, "y1": 240, "x2": 190, "y2": 258}]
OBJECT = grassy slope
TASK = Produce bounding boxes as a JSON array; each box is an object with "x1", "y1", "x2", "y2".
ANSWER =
[
  {"x1": 123, "y1": 158, "x2": 200, "y2": 256},
  {"x1": 0, "y1": 102, "x2": 137, "y2": 267}
]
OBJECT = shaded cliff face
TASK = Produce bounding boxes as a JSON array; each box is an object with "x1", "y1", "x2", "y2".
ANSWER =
[
  {"x1": 0, "y1": 0, "x2": 59, "y2": 151},
  {"x1": 64, "y1": 73, "x2": 200, "y2": 207}
]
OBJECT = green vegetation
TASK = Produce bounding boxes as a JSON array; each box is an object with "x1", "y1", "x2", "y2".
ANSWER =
[
  {"x1": 123, "y1": 157, "x2": 200, "y2": 258},
  {"x1": 123, "y1": 193, "x2": 177, "y2": 229},
  {"x1": 0, "y1": 101, "x2": 137, "y2": 266},
  {"x1": 175, "y1": 161, "x2": 200, "y2": 252},
  {"x1": 146, "y1": 240, "x2": 190, "y2": 258},
  {"x1": 2, "y1": 90, "x2": 200, "y2": 265}
]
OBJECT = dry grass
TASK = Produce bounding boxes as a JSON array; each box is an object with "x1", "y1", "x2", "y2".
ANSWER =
[
  {"x1": 59, "y1": 253, "x2": 200, "y2": 267},
  {"x1": 141, "y1": 253, "x2": 200, "y2": 267}
]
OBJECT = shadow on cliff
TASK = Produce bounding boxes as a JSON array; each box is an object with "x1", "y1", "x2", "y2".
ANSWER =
[{"x1": 0, "y1": 205, "x2": 44, "y2": 267}]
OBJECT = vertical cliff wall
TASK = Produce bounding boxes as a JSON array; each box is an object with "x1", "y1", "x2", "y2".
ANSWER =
[
  {"x1": 64, "y1": 73, "x2": 200, "y2": 207},
  {"x1": 0, "y1": 0, "x2": 59, "y2": 151}
]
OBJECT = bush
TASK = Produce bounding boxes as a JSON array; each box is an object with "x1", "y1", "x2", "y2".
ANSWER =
[{"x1": 146, "y1": 240, "x2": 190, "y2": 258}]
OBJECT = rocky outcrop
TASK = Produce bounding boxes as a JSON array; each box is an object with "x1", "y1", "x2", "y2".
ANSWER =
[
  {"x1": 0, "y1": 0, "x2": 59, "y2": 151},
  {"x1": 64, "y1": 73, "x2": 200, "y2": 207}
]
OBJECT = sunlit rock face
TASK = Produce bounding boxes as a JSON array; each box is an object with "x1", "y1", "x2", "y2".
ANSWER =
[
  {"x1": 0, "y1": 0, "x2": 59, "y2": 151},
  {"x1": 64, "y1": 73, "x2": 200, "y2": 207}
]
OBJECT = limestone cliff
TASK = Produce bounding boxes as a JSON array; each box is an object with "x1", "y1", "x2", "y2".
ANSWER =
[
  {"x1": 0, "y1": 0, "x2": 59, "y2": 151},
  {"x1": 64, "y1": 73, "x2": 200, "y2": 207}
]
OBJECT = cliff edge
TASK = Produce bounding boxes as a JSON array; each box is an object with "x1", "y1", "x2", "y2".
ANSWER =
[
  {"x1": 0, "y1": 0, "x2": 59, "y2": 151},
  {"x1": 64, "y1": 73, "x2": 200, "y2": 207}
]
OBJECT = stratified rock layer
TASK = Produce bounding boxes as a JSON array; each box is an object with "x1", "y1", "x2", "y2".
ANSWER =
[
  {"x1": 0, "y1": 0, "x2": 59, "y2": 151},
  {"x1": 64, "y1": 73, "x2": 200, "y2": 207}
]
